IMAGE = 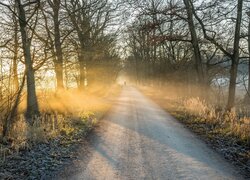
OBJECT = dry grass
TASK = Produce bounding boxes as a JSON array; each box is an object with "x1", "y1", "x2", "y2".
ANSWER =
[
  {"x1": 183, "y1": 98, "x2": 250, "y2": 143},
  {"x1": 0, "y1": 84, "x2": 121, "y2": 158},
  {"x1": 184, "y1": 98, "x2": 208, "y2": 117}
]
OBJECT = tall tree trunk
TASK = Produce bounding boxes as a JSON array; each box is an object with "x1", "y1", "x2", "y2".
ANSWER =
[
  {"x1": 183, "y1": 0, "x2": 204, "y2": 87},
  {"x1": 54, "y1": 61, "x2": 63, "y2": 90},
  {"x1": 226, "y1": 0, "x2": 243, "y2": 110},
  {"x1": 52, "y1": 0, "x2": 64, "y2": 90},
  {"x1": 79, "y1": 50, "x2": 86, "y2": 90},
  {"x1": 246, "y1": 12, "x2": 250, "y2": 101},
  {"x1": 0, "y1": 59, "x2": 3, "y2": 100},
  {"x1": 13, "y1": 13, "x2": 19, "y2": 92},
  {"x1": 16, "y1": 0, "x2": 39, "y2": 121}
]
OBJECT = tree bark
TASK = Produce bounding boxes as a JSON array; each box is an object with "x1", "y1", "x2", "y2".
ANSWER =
[
  {"x1": 13, "y1": 16, "x2": 19, "y2": 92},
  {"x1": 246, "y1": 12, "x2": 250, "y2": 101},
  {"x1": 16, "y1": 0, "x2": 39, "y2": 121},
  {"x1": 79, "y1": 51, "x2": 86, "y2": 90},
  {"x1": 183, "y1": 0, "x2": 204, "y2": 87},
  {"x1": 52, "y1": 0, "x2": 64, "y2": 90},
  {"x1": 226, "y1": 0, "x2": 243, "y2": 110}
]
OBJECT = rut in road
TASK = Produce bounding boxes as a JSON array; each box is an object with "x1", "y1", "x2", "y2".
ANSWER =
[{"x1": 57, "y1": 87, "x2": 242, "y2": 180}]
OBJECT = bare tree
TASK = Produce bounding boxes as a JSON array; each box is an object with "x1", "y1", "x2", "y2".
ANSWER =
[
  {"x1": 47, "y1": 0, "x2": 64, "y2": 90},
  {"x1": 16, "y1": 0, "x2": 40, "y2": 119},
  {"x1": 191, "y1": 0, "x2": 243, "y2": 110},
  {"x1": 183, "y1": 0, "x2": 204, "y2": 90},
  {"x1": 64, "y1": 0, "x2": 116, "y2": 89},
  {"x1": 0, "y1": 0, "x2": 41, "y2": 121}
]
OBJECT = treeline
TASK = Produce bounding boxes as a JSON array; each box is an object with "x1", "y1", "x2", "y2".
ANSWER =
[
  {"x1": 124, "y1": 0, "x2": 249, "y2": 110},
  {"x1": 0, "y1": 0, "x2": 121, "y2": 138}
]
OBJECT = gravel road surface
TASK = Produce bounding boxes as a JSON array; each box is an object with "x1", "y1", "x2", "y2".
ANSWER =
[{"x1": 57, "y1": 87, "x2": 243, "y2": 180}]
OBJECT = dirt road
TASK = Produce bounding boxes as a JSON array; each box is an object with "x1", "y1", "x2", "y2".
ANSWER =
[{"x1": 57, "y1": 87, "x2": 242, "y2": 180}]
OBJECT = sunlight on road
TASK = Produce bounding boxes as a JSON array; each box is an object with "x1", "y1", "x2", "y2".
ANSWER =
[{"x1": 58, "y1": 87, "x2": 241, "y2": 180}]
